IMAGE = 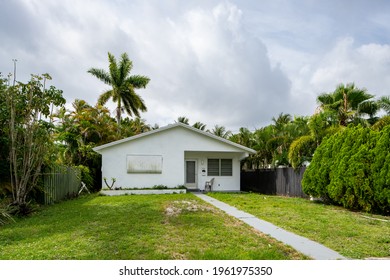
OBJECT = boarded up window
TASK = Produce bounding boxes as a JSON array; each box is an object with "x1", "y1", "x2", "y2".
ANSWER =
[{"x1": 127, "y1": 155, "x2": 163, "y2": 174}]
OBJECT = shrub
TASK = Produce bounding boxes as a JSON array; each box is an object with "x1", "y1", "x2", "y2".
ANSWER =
[
  {"x1": 302, "y1": 125, "x2": 389, "y2": 215},
  {"x1": 371, "y1": 126, "x2": 390, "y2": 215}
]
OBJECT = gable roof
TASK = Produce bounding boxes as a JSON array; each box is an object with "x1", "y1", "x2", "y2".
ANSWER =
[{"x1": 93, "y1": 122, "x2": 256, "y2": 154}]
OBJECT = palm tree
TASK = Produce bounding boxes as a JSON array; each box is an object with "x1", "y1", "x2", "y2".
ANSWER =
[
  {"x1": 211, "y1": 125, "x2": 232, "y2": 139},
  {"x1": 272, "y1": 112, "x2": 292, "y2": 134},
  {"x1": 129, "y1": 117, "x2": 151, "y2": 135},
  {"x1": 176, "y1": 116, "x2": 189, "y2": 125},
  {"x1": 317, "y1": 83, "x2": 375, "y2": 126},
  {"x1": 193, "y1": 121, "x2": 206, "y2": 131},
  {"x1": 88, "y1": 52, "x2": 150, "y2": 125},
  {"x1": 372, "y1": 96, "x2": 390, "y2": 131},
  {"x1": 378, "y1": 96, "x2": 390, "y2": 115}
]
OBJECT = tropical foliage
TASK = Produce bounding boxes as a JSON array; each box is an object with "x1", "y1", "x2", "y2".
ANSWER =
[
  {"x1": 0, "y1": 52, "x2": 152, "y2": 213},
  {"x1": 88, "y1": 52, "x2": 150, "y2": 125},
  {"x1": 1, "y1": 73, "x2": 65, "y2": 210},
  {"x1": 316, "y1": 83, "x2": 377, "y2": 126},
  {"x1": 2, "y1": 53, "x2": 390, "y2": 217},
  {"x1": 302, "y1": 125, "x2": 390, "y2": 215}
]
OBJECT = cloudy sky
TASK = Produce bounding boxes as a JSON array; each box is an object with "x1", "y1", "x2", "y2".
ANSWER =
[{"x1": 1, "y1": 0, "x2": 390, "y2": 132}]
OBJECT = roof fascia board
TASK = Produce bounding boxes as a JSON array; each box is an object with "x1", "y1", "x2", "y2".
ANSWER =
[{"x1": 93, "y1": 122, "x2": 256, "y2": 154}]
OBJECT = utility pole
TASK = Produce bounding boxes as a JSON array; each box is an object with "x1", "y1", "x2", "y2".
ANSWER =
[{"x1": 12, "y1": 59, "x2": 17, "y2": 86}]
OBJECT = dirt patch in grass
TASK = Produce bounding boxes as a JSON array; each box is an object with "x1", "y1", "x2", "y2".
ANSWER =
[{"x1": 164, "y1": 200, "x2": 217, "y2": 217}]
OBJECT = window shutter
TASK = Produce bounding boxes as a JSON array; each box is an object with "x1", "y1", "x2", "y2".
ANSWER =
[
  {"x1": 221, "y1": 159, "x2": 232, "y2": 176},
  {"x1": 207, "y1": 159, "x2": 219, "y2": 176}
]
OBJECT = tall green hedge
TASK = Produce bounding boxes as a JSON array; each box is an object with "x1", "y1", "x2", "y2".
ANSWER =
[{"x1": 302, "y1": 125, "x2": 390, "y2": 215}]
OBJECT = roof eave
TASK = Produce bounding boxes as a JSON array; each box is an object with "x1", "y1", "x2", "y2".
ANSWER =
[{"x1": 93, "y1": 122, "x2": 257, "y2": 154}]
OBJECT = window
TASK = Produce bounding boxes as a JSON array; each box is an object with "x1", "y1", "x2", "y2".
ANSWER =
[
  {"x1": 127, "y1": 155, "x2": 162, "y2": 174},
  {"x1": 207, "y1": 159, "x2": 232, "y2": 176},
  {"x1": 221, "y1": 159, "x2": 233, "y2": 176},
  {"x1": 207, "y1": 159, "x2": 220, "y2": 176}
]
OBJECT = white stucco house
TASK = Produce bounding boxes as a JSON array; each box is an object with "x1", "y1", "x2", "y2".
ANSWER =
[{"x1": 93, "y1": 122, "x2": 256, "y2": 192}]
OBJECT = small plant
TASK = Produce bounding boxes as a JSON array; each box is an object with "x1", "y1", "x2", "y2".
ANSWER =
[
  {"x1": 1, "y1": 207, "x2": 14, "y2": 226},
  {"x1": 103, "y1": 177, "x2": 116, "y2": 190},
  {"x1": 151, "y1": 185, "x2": 168, "y2": 189},
  {"x1": 7, "y1": 201, "x2": 37, "y2": 217}
]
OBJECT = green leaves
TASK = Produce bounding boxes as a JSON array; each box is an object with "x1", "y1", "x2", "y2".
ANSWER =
[
  {"x1": 317, "y1": 83, "x2": 376, "y2": 126},
  {"x1": 88, "y1": 52, "x2": 150, "y2": 124},
  {"x1": 302, "y1": 125, "x2": 390, "y2": 214},
  {"x1": 2, "y1": 74, "x2": 66, "y2": 208}
]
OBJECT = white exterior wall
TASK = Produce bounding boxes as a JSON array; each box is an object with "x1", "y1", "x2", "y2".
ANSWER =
[
  {"x1": 98, "y1": 126, "x2": 248, "y2": 190},
  {"x1": 184, "y1": 151, "x2": 241, "y2": 191}
]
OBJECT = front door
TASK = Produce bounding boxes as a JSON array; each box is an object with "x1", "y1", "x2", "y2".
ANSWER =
[{"x1": 185, "y1": 160, "x2": 197, "y2": 189}]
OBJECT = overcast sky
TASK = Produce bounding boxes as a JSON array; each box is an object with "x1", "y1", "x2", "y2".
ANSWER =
[{"x1": 1, "y1": 0, "x2": 390, "y2": 132}]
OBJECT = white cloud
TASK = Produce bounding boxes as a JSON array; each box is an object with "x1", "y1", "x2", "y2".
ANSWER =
[
  {"x1": 310, "y1": 37, "x2": 390, "y2": 97},
  {"x1": 124, "y1": 2, "x2": 293, "y2": 130},
  {"x1": 1, "y1": 0, "x2": 390, "y2": 132}
]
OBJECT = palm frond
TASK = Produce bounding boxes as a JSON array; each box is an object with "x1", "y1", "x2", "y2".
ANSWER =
[
  {"x1": 121, "y1": 90, "x2": 147, "y2": 117},
  {"x1": 89, "y1": 52, "x2": 150, "y2": 124},
  {"x1": 87, "y1": 68, "x2": 111, "y2": 85},
  {"x1": 98, "y1": 90, "x2": 113, "y2": 106},
  {"x1": 119, "y1": 53, "x2": 133, "y2": 82},
  {"x1": 177, "y1": 116, "x2": 189, "y2": 124},
  {"x1": 372, "y1": 116, "x2": 390, "y2": 131},
  {"x1": 317, "y1": 93, "x2": 334, "y2": 106},
  {"x1": 108, "y1": 52, "x2": 119, "y2": 86},
  {"x1": 127, "y1": 75, "x2": 150, "y2": 88},
  {"x1": 358, "y1": 100, "x2": 379, "y2": 117},
  {"x1": 378, "y1": 96, "x2": 390, "y2": 115}
]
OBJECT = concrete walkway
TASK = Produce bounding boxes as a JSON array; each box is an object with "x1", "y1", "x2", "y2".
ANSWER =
[{"x1": 194, "y1": 193, "x2": 346, "y2": 260}]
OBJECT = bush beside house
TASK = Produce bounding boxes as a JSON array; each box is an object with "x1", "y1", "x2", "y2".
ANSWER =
[{"x1": 302, "y1": 125, "x2": 390, "y2": 215}]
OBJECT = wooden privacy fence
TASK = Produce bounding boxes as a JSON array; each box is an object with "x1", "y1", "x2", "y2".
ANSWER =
[
  {"x1": 241, "y1": 167, "x2": 308, "y2": 198},
  {"x1": 42, "y1": 165, "x2": 81, "y2": 204}
]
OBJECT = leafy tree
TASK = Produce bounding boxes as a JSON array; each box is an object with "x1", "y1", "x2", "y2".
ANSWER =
[
  {"x1": 55, "y1": 100, "x2": 119, "y2": 191},
  {"x1": 266, "y1": 113, "x2": 308, "y2": 167},
  {"x1": 271, "y1": 112, "x2": 292, "y2": 132},
  {"x1": 230, "y1": 127, "x2": 256, "y2": 168},
  {"x1": 251, "y1": 125, "x2": 274, "y2": 168},
  {"x1": 230, "y1": 127, "x2": 254, "y2": 148},
  {"x1": 288, "y1": 135, "x2": 316, "y2": 169},
  {"x1": 88, "y1": 52, "x2": 150, "y2": 125},
  {"x1": 288, "y1": 112, "x2": 342, "y2": 168},
  {"x1": 317, "y1": 83, "x2": 376, "y2": 126},
  {"x1": 2, "y1": 74, "x2": 65, "y2": 210},
  {"x1": 120, "y1": 117, "x2": 151, "y2": 135}
]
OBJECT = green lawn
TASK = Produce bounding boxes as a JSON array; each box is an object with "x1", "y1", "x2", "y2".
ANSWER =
[
  {"x1": 208, "y1": 193, "x2": 390, "y2": 259},
  {"x1": 0, "y1": 193, "x2": 307, "y2": 260}
]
